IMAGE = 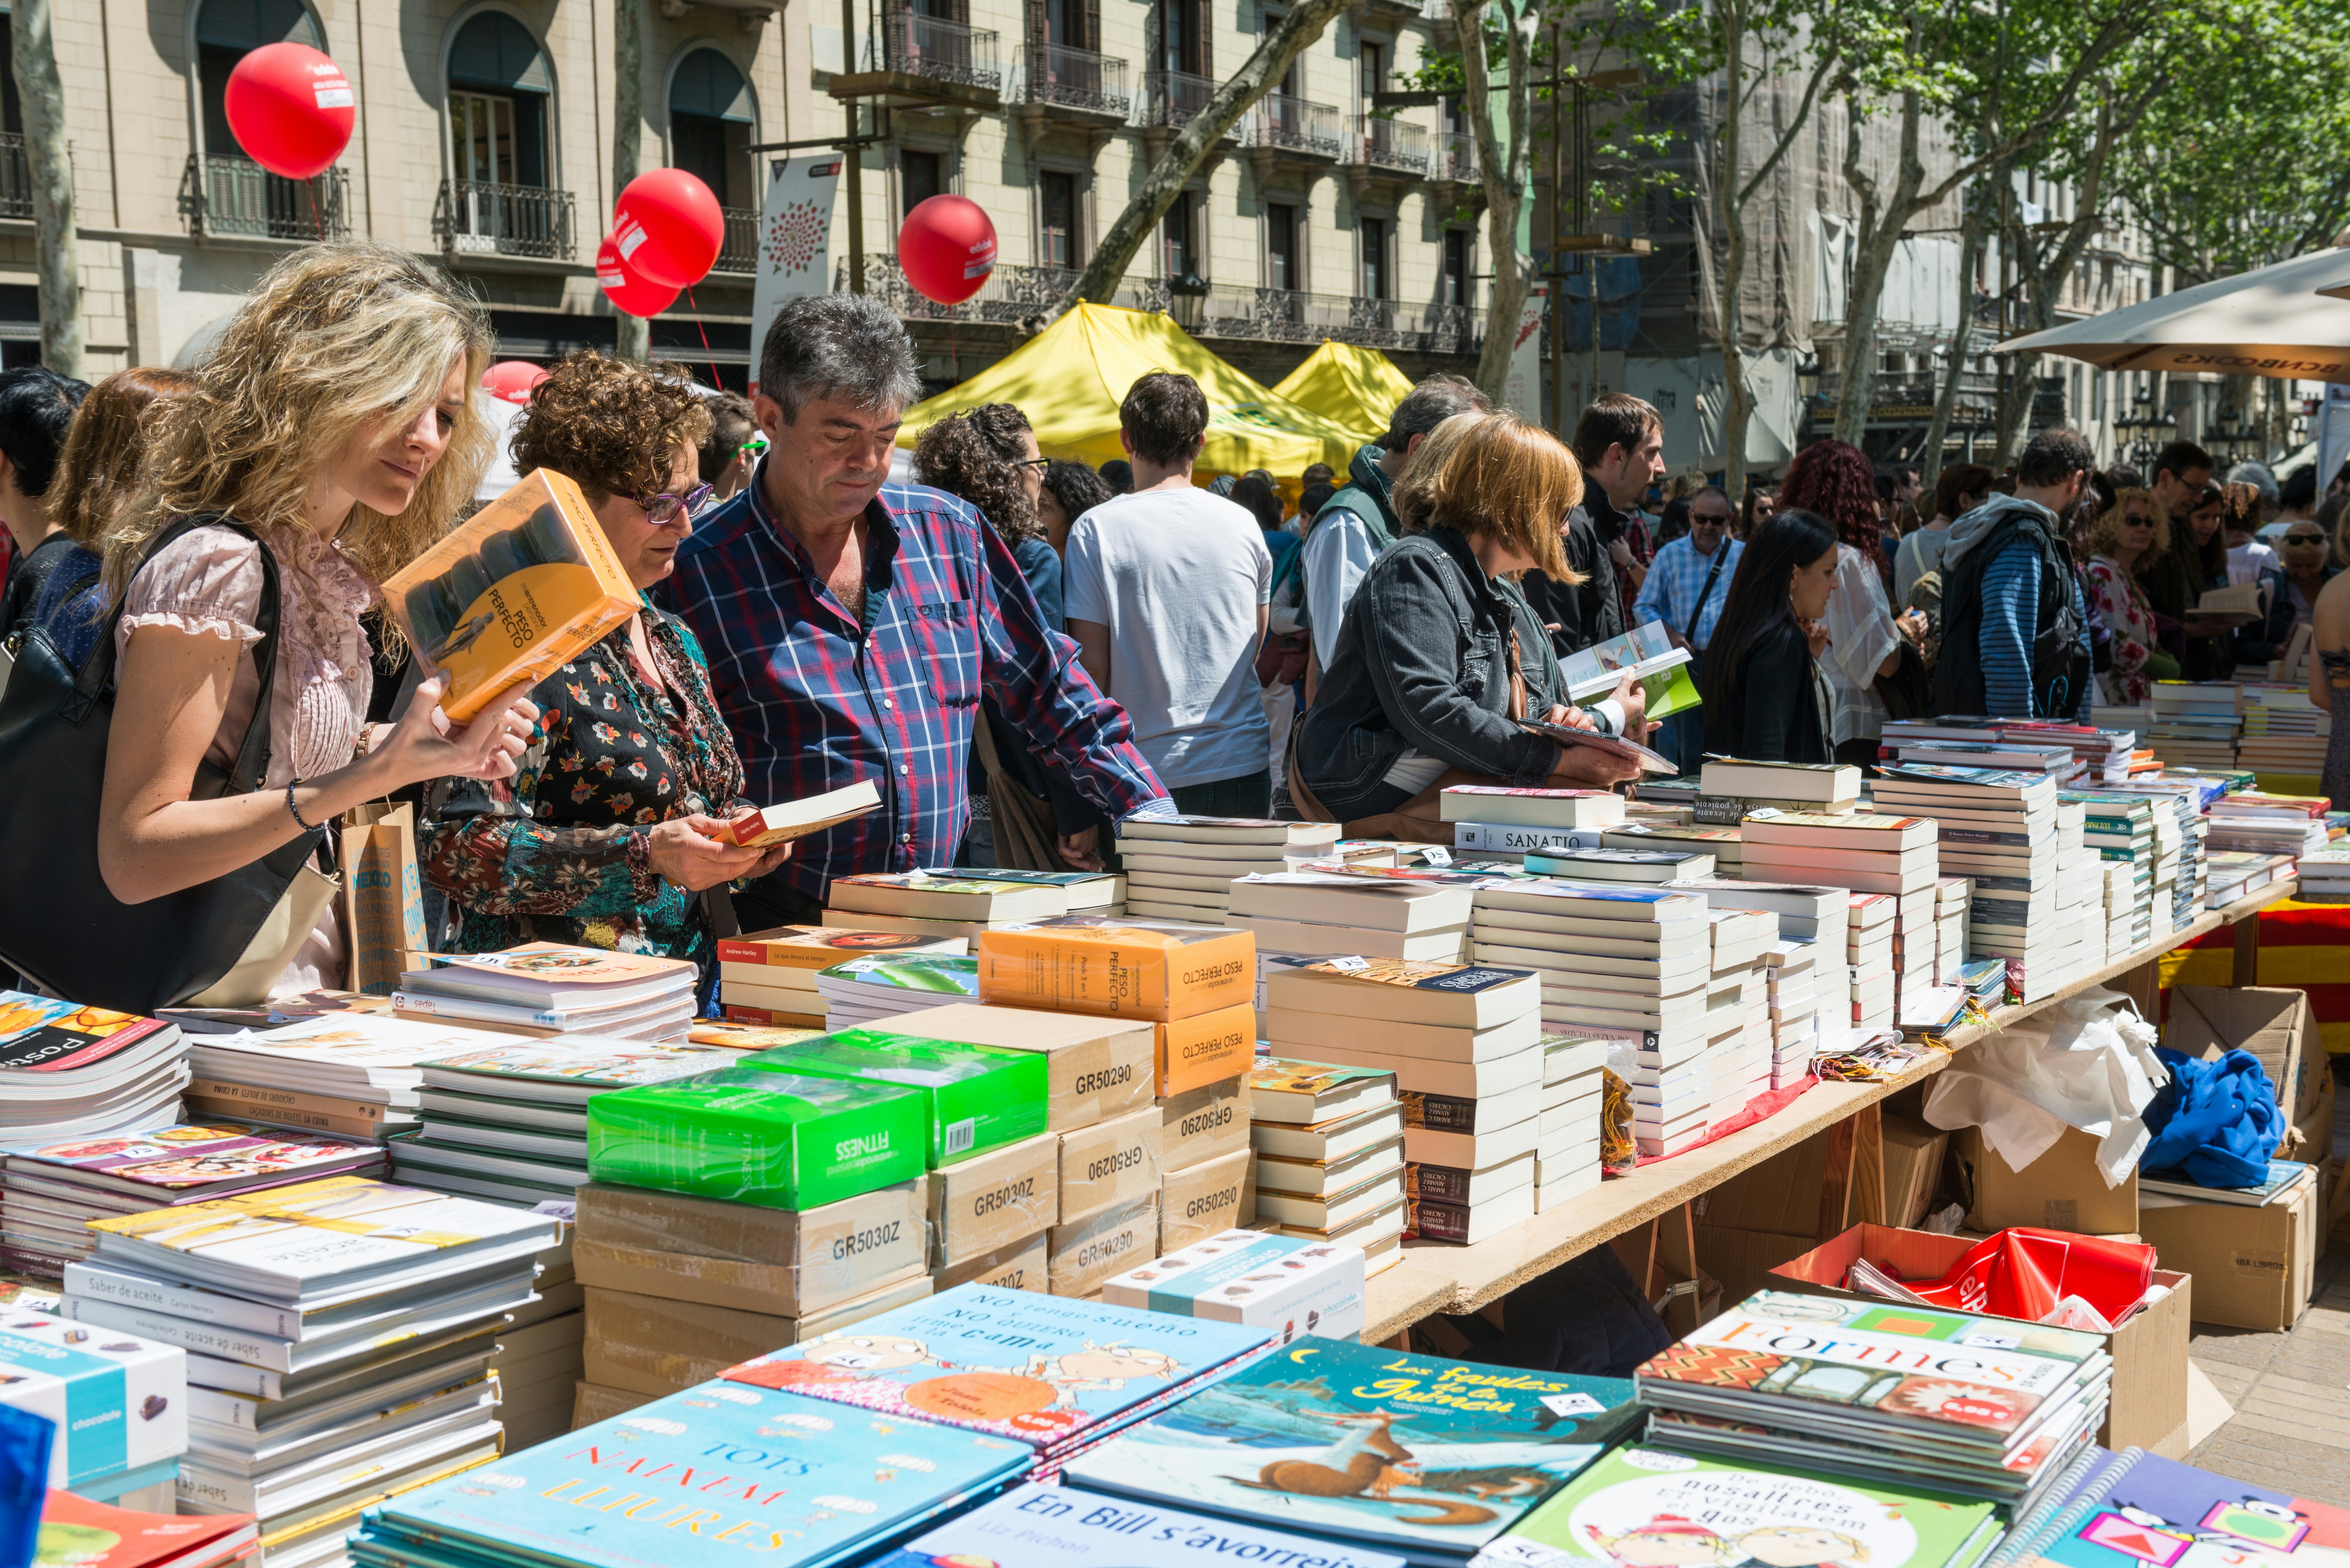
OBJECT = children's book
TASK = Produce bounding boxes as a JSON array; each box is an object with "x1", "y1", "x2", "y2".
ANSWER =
[
  {"x1": 1057, "y1": 1339, "x2": 1637, "y2": 1561},
  {"x1": 1987, "y1": 1446, "x2": 2350, "y2": 1568},
  {"x1": 871, "y1": 1480, "x2": 1410, "y2": 1568},
  {"x1": 36, "y1": 1489, "x2": 256, "y2": 1568},
  {"x1": 718, "y1": 1283, "x2": 1270, "y2": 1453},
  {"x1": 368, "y1": 1381, "x2": 1031, "y2": 1568}
]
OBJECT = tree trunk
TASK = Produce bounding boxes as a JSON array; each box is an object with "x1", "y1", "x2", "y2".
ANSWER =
[
  {"x1": 1057, "y1": 0, "x2": 1353, "y2": 314},
  {"x1": 13, "y1": 0, "x2": 77, "y2": 378},
  {"x1": 1831, "y1": 90, "x2": 1926, "y2": 448},
  {"x1": 1716, "y1": 0, "x2": 1748, "y2": 504},
  {"x1": 613, "y1": 0, "x2": 649, "y2": 362},
  {"x1": 1465, "y1": 0, "x2": 1537, "y2": 403},
  {"x1": 1920, "y1": 190, "x2": 1990, "y2": 493}
]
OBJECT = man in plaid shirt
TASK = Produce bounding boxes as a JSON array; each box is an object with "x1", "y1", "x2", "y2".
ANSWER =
[{"x1": 662, "y1": 295, "x2": 1174, "y2": 925}]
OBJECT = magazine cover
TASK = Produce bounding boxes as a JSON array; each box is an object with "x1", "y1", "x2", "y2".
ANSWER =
[
  {"x1": 417, "y1": 1041, "x2": 741, "y2": 1091},
  {"x1": 1058, "y1": 1340, "x2": 1637, "y2": 1557},
  {"x1": 872, "y1": 1480, "x2": 1410, "y2": 1568},
  {"x1": 430, "y1": 943, "x2": 691, "y2": 989},
  {"x1": 373, "y1": 1382, "x2": 1031, "y2": 1568},
  {"x1": 0, "y1": 994, "x2": 174, "y2": 1077},
  {"x1": 8, "y1": 1123, "x2": 376, "y2": 1192},
  {"x1": 718, "y1": 1284, "x2": 1270, "y2": 1449}
]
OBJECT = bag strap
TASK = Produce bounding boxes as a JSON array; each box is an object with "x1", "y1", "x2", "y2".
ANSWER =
[
  {"x1": 1684, "y1": 543, "x2": 1730, "y2": 644},
  {"x1": 73, "y1": 514, "x2": 284, "y2": 795}
]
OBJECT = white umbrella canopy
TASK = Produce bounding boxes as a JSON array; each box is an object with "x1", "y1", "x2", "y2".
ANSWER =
[{"x1": 2000, "y1": 247, "x2": 2350, "y2": 382}]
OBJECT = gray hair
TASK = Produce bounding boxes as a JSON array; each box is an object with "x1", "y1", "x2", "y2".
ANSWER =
[
  {"x1": 1382, "y1": 373, "x2": 1489, "y2": 453},
  {"x1": 759, "y1": 293, "x2": 923, "y2": 423}
]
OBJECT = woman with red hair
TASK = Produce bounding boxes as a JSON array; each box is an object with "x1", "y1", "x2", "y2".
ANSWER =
[{"x1": 1780, "y1": 440, "x2": 1926, "y2": 764}]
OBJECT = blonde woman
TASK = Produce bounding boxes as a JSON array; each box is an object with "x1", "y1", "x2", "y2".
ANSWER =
[
  {"x1": 94, "y1": 243, "x2": 537, "y2": 994},
  {"x1": 2080, "y1": 488, "x2": 2175, "y2": 702}
]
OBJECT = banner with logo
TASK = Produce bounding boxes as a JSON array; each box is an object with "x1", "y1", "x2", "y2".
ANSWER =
[
  {"x1": 1505, "y1": 281, "x2": 1547, "y2": 418},
  {"x1": 749, "y1": 154, "x2": 843, "y2": 393}
]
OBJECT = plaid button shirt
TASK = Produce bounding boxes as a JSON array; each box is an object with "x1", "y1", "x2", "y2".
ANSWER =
[{"x1": 660, "y1": 463, "x2": 1168, "y2": 900}]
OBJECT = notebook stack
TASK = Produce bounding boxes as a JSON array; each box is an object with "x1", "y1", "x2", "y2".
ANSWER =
[
  {"x1": 2236, "y1": 683, "x2": 2329, "y2": 773},
  {"x1": 823, "y1": 870, "x2": 1083, "y2": 943},
  {"x1": 3, "y1": 1310, "x2": 187, "y2": 1511},
  {"x1": 1637, "y1": 1289, "x2": 2110, "y2": 1511},
  {"x1": 2070, "y1": 791, "x2": 2158, "y2": 947},
  {"x1": 1265, "y1": 958, "x2": 1541, "y2": 1243},
  {"x1": 810, "y1": 954, "x2": 982, "y2": 1027},
  {"x1": 2299, "y1": 844, "x2": 2350, "y2": 901},
  {"x1": 1537, "y1": 1033, "x2": 1607, "y2": 1210},
  {"x1": 184, "y1": 1016, "x2": 517, "y2": 1146},
  {"x1": 1467, "y1": 882, "x2": 1716, "y2": 1158},
  {"x1": 1224, "y1": 870, "x2": 1475, "y2": 1006},
  {"x1": 64, "y1": 1177, "x2": 560, "y2": 1568},
  {"x1": 1846, "y1": 893, "x2": 1896, "y2": 1031},
  {"x1": 392, "y1": 945, "x2": 697, "y2": 1043},
  {"x1": 2, "y1": 1124, "x2": 382, "y2": 1280},
  {"x1": 1440, "y1": 783, "x2": 1626, "y2": 858},
  {"x1": 1247, "y1": 1058, "x2": 1404, "y2": 1273},
  {"x1": 1110, "y1": 817, "x2": 1342, "y2": 921},
  {"x1": 2205, "y1": 791, "x2": 2331, "y2": 860},
  {"x1": 0, "y1": 993, "x2": 188, "y2": 1155},
  {"x1": 1692, "y1": 757, "x2": 1862, "y2": 825},
  {"x1": 1872, "y1": 764, "x2": 2074, "y2": 1001},
  {"x1": 1933, "y1": 876, "x2": 1970, "y2": 982},
  {"x1": 714, "y1": 924, "x2": 968, "y2": 1028},
  {"x1": 2147, "y1": 681, "x2": 2241, "y2": 770},
  {"x1": 393, "y1": 1037, "x2": 744, "y2": 1206},
  {"x1": 1760, "y1": 939, "x2": 1818, "y2": 1087},
  {"x1": 1739, "y1": 811, "x2": 1940, "y2": 1020}
]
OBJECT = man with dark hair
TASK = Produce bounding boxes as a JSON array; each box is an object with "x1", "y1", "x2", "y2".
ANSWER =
[
  {"x1": 1299, "y1": 372, "x2": 1489, "y2": 674},
  {"x1": 1098, "y1": 458, "x2": 1134, "y2": 494},
  {"x1": 1933, "y1": 427, "x2": 2096, "y2": 721},
  {"x1": 1063, "y1": 371, "x2": 1275, "y2": 816},
  {"x1": 1523, "y1": 393, "x2": 1662, "y2": 657},
  {"x1": 1300, "y1": 461, "x2": 1335, "y2": 489},
  {"x1": 697, "y1": 390, "x2": 760, "y2": 502},
  {"x1": 664, "y1": 293, "x2": 1173, "y2": 923},
  {"x1": 2150, "y1": 437, "x2": 2213, "y2": 520},
  {"x1": 0, "y1": 364, "x2": 90, "y2": 639}
]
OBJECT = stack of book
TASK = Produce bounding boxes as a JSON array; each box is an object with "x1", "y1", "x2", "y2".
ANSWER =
[
  {"x1": 184, "y1": 1015, "x2": 516, "y2": 1144},
  {"x1": 823, "y1": 871, "x2": 1080, "y2": 942},
  {"x1": 1111, "y1": 817, "x2": 1342, "y2": 921},
  {"x1": 483, "y1": 1223, "x2": 580, "y2": 1451},
  {"x1": 1606, "y1": 821, "x2": 1743, "y2": 871},
  {"x1": 1885, "y1": 733, "x2": 2077, "y2": 778},
  {"x1": 2148, "y1": 681, "x2": 2242, "y2": 770},
  {"x1": 1676, "y1": 881, "x2": 1852, "y2": 1058},
  {"x1": 1933, "y1": 876, "x2": 1970, "y2": 982},
  {"x1": 0, "y1": 993, "x2": 188, "y2": 1152},
  {"x1": 1225, "y1": 870, "x2": 1475, "y2": 988},
  {"x1": 809, "y1": 954, "x2": 982, "y2": 1027},
  {"x1": 394, "y1": 1037, "x2": 744, "y2": 1206},
  {"x1": 1873, "y1": 763, "x2": 2074, "y2": 1001},
  {"x1": 2057, "y1": 799, "x2": 2107, "y2": 972},
  {"x1": 1523, "y1": 844, "x2": 1718, "y2": 883},
  {"x1": 1468, "y1": 882, "x2": 1715, "y2": 1158},
  {"x1": 2105, "y1": 780, "x2": 2210, "y2": 928},
  {"x1": 1706, "y1": 905, "x2": 1775, "y2": 1116},
  {"x1": 2072, "y1": 790, "x2": 2158, "y2": 947},
  {"x1": 2, "y1": 1123, "x2": 382, "y2": 1279},
  {"x1": 2206, "y1": 791, "x2": 2331, "y2": 859},
  {"x1": 714, "y1": 924, "x2": 967, "y2": 1028},
  {"x1": 3, "y1": 1310, "x2": 186, "y2": 1511},
  {"x1": 1956, "y1": 955, "x2": 2009, "y2": 1008},
  {"x1": 1440, "y1": 783, "x2": 1625, "y2": 857},
  {"x1": 2003, "y1": 717, "x2": 2141, "y2": 781},
  {"x1": 2205, "y1": 848, "x2": 2295, "y2": 903},
  {"x1": 1846, "y1": 892, "x2": 1896, "y2": 1031},
  {"x1": 1637, "y1": 1289, "x2": 2109, "y2": 1512},
  {"x1": 1265, "y1": 958, "x2": 1540, "y2": 1243},
  {"x1": 1248, "y1": 1058, "x2": 1404, "y2": 1273},
  {"x1": 1693, "y1": 757, "x2": 1862, "y2": 824},
  {"x1": 2236, "y1": 682, "x2": 2329, "y2": 773},
  {"x1": 64, "y1": 1177, "x2": 559, "y2": 1568},
  {"x1": 1739, "y1": 811, "x2": 1940, "y2": 1020},
  {"x1": 1537, "y1": 1033, "x2": 1607, "y2": 1209},
  {"x1": 2299, "y1": 844, "x2": 2350, "y2": 901},
  {"x1": 1760, "y1": 939, "x2": 1817, "y2": 1087},
  {"x1": 393, "y1": 945, "x2": 696, "y2": 1042}
]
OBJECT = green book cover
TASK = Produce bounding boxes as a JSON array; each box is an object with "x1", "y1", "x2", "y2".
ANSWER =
[
  {"x1": 739, "y1": 1028, "x2": 1048, "y2": 1166},
  {"x1": 584, "y1": 1066, "x2": 926, "y2": 1208},
  {"x1": 1503, "y1": 1445, "x2": 2000, "y2": 1568}
]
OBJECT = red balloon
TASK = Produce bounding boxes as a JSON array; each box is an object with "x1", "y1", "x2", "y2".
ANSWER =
[
  {"x1": 898, "y1": 196, "x2": 997, "y2": 305},
  {"x1": 480, "y1": 360, "x2": 549, "y2": 405},
  {"x1": 612, "y1": 169, "x2": 724, "y2": 288},
  {"x1": 597, "y1": 237, "x2": 679, "y2": 318},
  {"x1": 224, "y1": 42, "x2": 354, "y2": 181}
]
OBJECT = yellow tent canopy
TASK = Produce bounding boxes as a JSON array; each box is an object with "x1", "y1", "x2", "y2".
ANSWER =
[
  {"x1": 896, "y1": 303, "x2": 1360, "y2": 489},
  {"x1": 1270, "y1": 341, "x2": 1417, "y2": 446}
]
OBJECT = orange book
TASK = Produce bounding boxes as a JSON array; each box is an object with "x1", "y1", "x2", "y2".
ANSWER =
[
  {"x1": 1156, "y1": 1000, "x2": 1255, "y2": 1096},
  {"x1": 976, "y1": 916, "x2": 1253, "y2": 1022},
  {"x1": 383, "y1": 468, "x2": 638, "y2": 722}
]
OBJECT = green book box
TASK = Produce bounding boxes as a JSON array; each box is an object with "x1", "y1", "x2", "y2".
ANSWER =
[
  {"x1": 740, "y1": 1028, "x2": 1049, "y2": 1166},
  {"x1": 585, "y1": 1067, "x2": 927, "y2": 1209}
]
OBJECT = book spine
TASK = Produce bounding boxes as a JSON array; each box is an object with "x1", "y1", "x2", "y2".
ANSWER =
[
  {"x1": 1453, "y1": 821, "x2": 1610, "y2": 853},
  {"x1": 390, "y1": 991, "x2": 567, "y2": 1028},
  {"x1": 1399, "y1": 1090, "x2": 1482, "y2": 1132},
  {"x1": 184, "y1": 1077, "x2": 393, "y2": 1123},
  {"x1": 186, "y1": 1384, "x2": 260, "y2": 1430},
  {"x1": 1406, "y1": 1194, "x2": 1473, "y2": 1242},
  {"x1": 62, "y1": 1294, "x2": 296, "y2": 1371},
  {"x1": 63, "y1": 1265, "x2": 302, "y2": 1337},
  {"x1": 181, "y1": 1096, "x2": 395, "y2": 1141}
]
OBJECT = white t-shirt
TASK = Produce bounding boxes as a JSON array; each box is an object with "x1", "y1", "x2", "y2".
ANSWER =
[{"x1": 1064, "y1": 486, "x2": 1275, "y2": 789}]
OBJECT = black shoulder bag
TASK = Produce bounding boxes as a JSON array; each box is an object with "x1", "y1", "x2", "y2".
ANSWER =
[{"x1": 0, "y1": 517, "x2": 316, "y2": 1012}]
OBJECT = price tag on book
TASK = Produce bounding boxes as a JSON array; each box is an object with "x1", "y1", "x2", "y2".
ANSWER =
[
  {"x1": 1745, "y1": 806, "x2": 1784, "y2": 818},
  {"x1": 1421, "y1": 846, "x2": 1453, "y2": 867},
  {"x1": 1616, "y1": 823, "x2": 1653, "y2": 834},
  {"x1": 1327, "y1": 955, "x2": 1372, "y2": 971},
  {"x1": 1538, "y1": 1391, "x2": 1606, "y2": 1418},
  {"x1": 1473, "y1": 1541, "x2": 1572, "y2": 1568}
]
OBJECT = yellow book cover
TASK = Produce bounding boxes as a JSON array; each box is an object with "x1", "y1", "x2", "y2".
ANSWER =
[
  {"x1": 383, "y1": 468, "x2": 638, "y2": 722},
  {"x1": 975, "y1": 915, "x2": 1254, "y2": 1021}
]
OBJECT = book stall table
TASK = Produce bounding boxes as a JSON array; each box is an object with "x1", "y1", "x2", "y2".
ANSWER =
[{"x1": 1358, "y1": 878, "x2": 2301, "y2": 1345}]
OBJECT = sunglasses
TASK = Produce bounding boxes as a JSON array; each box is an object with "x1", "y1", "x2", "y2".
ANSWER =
[
  {"x1": 637, "y1": 482, "x2": 715, "y2": 525},
  {"x1": 2285, "y1": 534, "x2": 2327, "y2": 545}
]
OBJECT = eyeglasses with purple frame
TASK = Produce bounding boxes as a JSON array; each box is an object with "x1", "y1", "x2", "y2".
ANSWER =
[{"x1": 637, "y1": 482, "x2": 716, "y2": 524}]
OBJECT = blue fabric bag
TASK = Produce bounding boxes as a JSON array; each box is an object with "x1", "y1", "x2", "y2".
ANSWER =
[{"x1": 2139, "y1": 1045, "x2": 2284, "y2": 1189}]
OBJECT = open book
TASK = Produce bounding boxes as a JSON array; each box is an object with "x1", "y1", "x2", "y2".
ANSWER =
[
  {"x1": 1559, "y1": 618, "x2": 1703, "y2": 721},
  {"x1": 723, "y1": 779, "x2": 883, "y2": 848},
  {"x1": 1520, "y1": 716, "x2": 1679, "y2": 774}
]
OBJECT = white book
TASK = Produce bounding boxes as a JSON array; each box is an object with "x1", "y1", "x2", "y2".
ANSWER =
[{"x1": 1229, "y1": 915, "x2": 1467, "y2": 963}]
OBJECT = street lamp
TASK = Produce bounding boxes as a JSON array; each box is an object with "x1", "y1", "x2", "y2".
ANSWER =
[{"x1": 1167, "y1": 269, "x2": 1210, "y2": 334}]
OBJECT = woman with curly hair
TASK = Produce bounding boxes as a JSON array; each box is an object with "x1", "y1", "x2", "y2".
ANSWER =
[
  {"x1": 2080, "y1": 488, "x2": 2176, "y2": 703},
  {"x1": 421, "y1": 350, "x2": 786, "y2": 994},
  {"x1": 913, "y1": 403, "x2": 1100, "y2": 869},
  {"x1": 1779, "y1": 438, "x2": 1925, "y2": 763},
  {"x1": 1036, "y1": 459, "x2": 1111, "y2": 556},
  {"x1": 89, "y1": 243, "x2": 537, "y2": 999}
]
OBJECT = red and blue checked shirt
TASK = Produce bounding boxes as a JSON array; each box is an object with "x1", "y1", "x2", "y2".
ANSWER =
[{"x1": 660, "y1": 464, "x2": 1169, "y2": 900}]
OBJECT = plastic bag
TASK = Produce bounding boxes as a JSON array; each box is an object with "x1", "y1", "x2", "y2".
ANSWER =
[{"x1": 1921, "y1": 986, "x2": 2167, "y2": 1185}]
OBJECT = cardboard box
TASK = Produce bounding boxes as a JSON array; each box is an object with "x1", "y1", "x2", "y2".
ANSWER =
[
  {"x1": 1882, "y1": 1117, "x2": 1950, "y2": 1229},
  {"x1": 932, "y1": 1230, "x2": 1049, "y2": 1293},
  {"x1": 581, "y1": 1273, "x2": 933, "y2": 1396},
  {"x1": 571, "y1": 1380, "x2": 655, "y2": 1429},
  {"x1": 884, "y1": 1002, "x2": 1153, "y2": 1131},
  {"x1": 1694, "y1": 1224, "x2": 1824, "y2": 1307},
  {"x1": 2166, "y1": 985, "x2": 2319, "y2": 1125},
  {"x1": 926, "y1": 1132, "x2": 1059, "y2": 1267},
  {"x1": 1048, "y1": 1192, "x2": 1159, "y2": 1297},
  {"x1": 1103, "y1": 1228, "x2": 1365, "y2": 1343},
  {"x1": 2139, "y1": 1173, "x2": 2321, "y2": 1331},
  {"x1": 1771, "y1": 1223, "x2": 2191, "y2": 1457},
  {"x1": 1160, "y1": 1147, "x2": 1252, "y2": 1252},
  {"x1": 1956, "y1": 1125, "x2": 2137, "y2": 1235},
  {"x1": 1157, "y1": 1003, "x2": 1257, "y2": 1096},
  {"x1": 1159, "y1": 1074, "x2": 1251, "y2": 1173},
  {"x1": 977, "y1": 918, "x2": 1255, "y2": 1020},
  {"x1": 573, "y1": 1180, "x2": 926, "y2": 1317},
  {"x1": 1057, "y1": 1103, "x2": 1162, "y2": 1225}
]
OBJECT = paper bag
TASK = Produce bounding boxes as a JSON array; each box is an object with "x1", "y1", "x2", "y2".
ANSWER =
[{"x1": 342, "y1": 802, "x2": 428, "y2": 995}]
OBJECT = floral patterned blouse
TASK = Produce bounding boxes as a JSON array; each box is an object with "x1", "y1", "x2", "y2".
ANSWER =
[
  {"x1": 2084, "y1": 554, "x2": 2162, "y2": 704},
  {"x1": 419, "y1": 602, "x2": 751, "y2": 979}
]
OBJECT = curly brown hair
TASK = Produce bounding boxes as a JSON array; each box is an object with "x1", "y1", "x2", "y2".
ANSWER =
[
  {"x1": 2084, "y1": 487, "x2": 2169, "y2": 568},
  {"x1": 509, "y1": 350, "x2": 712, "y2": 504},
  {"x1": 54, "y1": 368, "x2": 196, "y2": 546},
  {"x1": 912, "y1": 403, "x2": 1042, "y2": 541},
  {"x1": 1781, "y1": 439, "x2": 1882, "y2": 556}
]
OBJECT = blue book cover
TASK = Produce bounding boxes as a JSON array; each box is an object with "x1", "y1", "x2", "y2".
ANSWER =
[
  {"x1": 368, "y1": 1381, "x2": 1031, "y2": 1568},
  {"x1": 2002, "y1": 1446, "x2": 2350, "y2": 1568},
  {"x1": 868, "y1": 1481, "x2": 1410, "y2": 1568},
  {"x1": 1058, "y1": 1339, "x2": 1638, "y2": 1562},
  {"x1": 717, "y1": 1284, "x2": 1271, "y2": 1452}
]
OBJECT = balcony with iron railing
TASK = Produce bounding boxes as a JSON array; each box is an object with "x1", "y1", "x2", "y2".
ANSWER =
[
  {"x1": 433, "y1": 178, "x2": 577, "y2": 260},
  {"x1": 1430, "y1": 130, "x2": 1478, "y2": 185},
  {"x1": 1186, "y1": 285, "x2": 1481, "y2": 353},
  {"x1": 714, "y1": 206, "x2": 759, "y2": 274},
  {"x1": 839, "y1": 255, "x2": 1171, "y2": 322},
  {"x1": 0, "y1": 134, "x2": 29, "y2": 219},
  {"x1": 179, "y1": 154, "x2": 350, "y2": 241},
  {"x1": 1141, "y1": 69, "x2": 1220, "y2": 132},
  {"x1": 1250, "y1": 93, "x2": 1343, "y2": 159},
  {"x1": 1349, "y1": 115, "x2": 1430, "y2": 175},
  {"x1": 882, "y1": 12, "x2": 1002, "y2": 93},
  {"x1": 1024, "y1": 42, "x2": 1130, "y2": 117}
]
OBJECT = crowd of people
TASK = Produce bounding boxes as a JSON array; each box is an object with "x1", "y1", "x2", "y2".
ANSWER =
[{"x1": 1, "y1": 237, "x2": 2344, "y2": 1010}]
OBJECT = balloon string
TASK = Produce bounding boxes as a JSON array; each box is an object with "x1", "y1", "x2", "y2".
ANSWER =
[{"x1": 683, "y1": 284, "x2": 724, "y2": 391}]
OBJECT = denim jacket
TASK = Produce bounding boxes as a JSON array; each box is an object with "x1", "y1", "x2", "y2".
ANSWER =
[{"x1": 1297, "y1": 526, "x2": 1563, "y2": 813}]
